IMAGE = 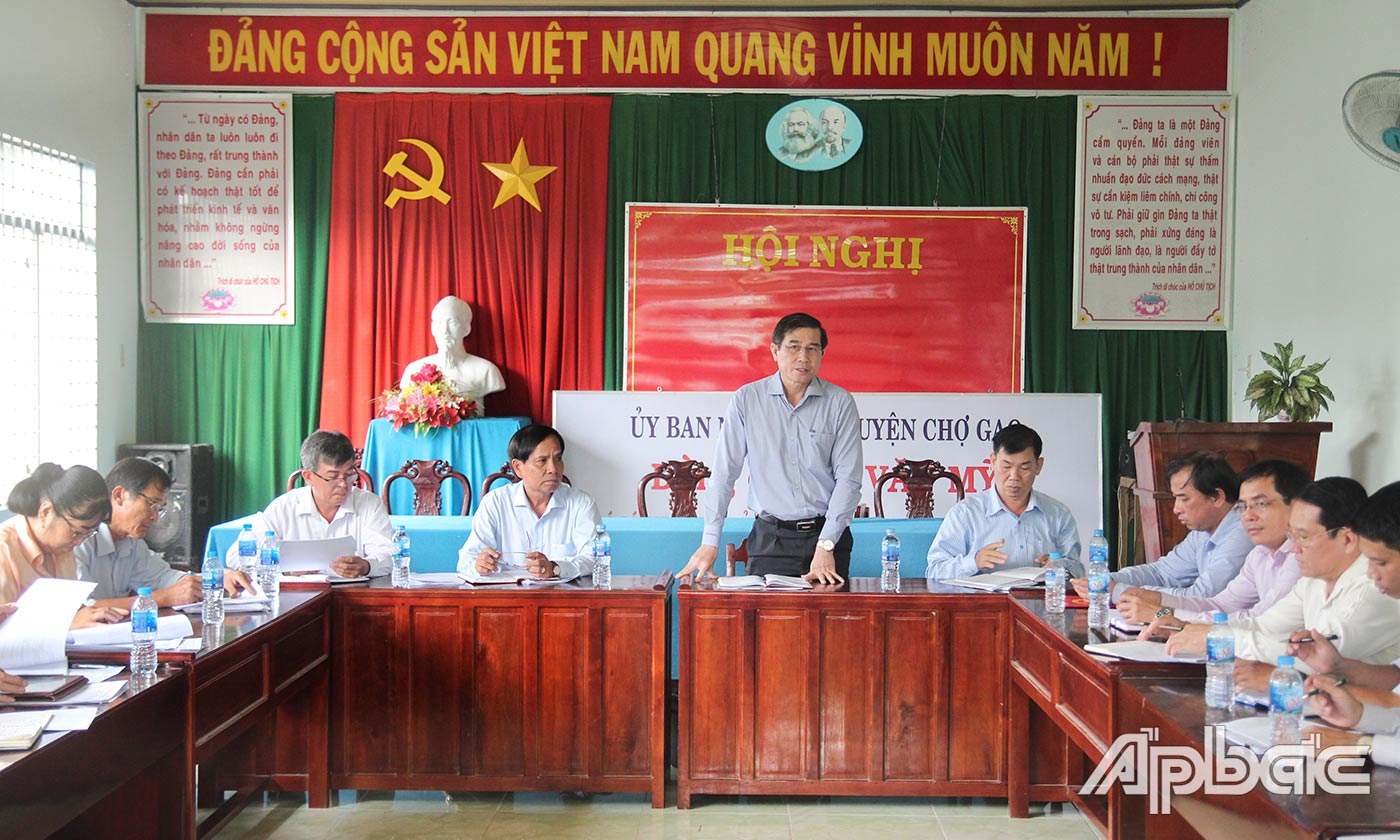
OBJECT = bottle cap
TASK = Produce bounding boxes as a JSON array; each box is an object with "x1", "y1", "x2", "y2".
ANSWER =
[
  {"x1": 1049, "y1": 552, "x2": 1062, "y2": 559},
  {"x1": 265, "y1": 530, "x2": 275, "y2": 536},
  {"x1": 243, "y1": 524, "x2": 252, "y2": 530},
  {"x1": 1213, "y1": 612, "x2": 1228, "y2": 622},
  {"x1": 1278, "y1": 655, "x2": 1295, "y2": 666},
  {"x1": 1093, "y1": 528, "x2": 1105, "y2": 536},
  {"x1": 138, "y1": 587, "x2": 153, "y2": 595},
  {"x1": 886, "y1": 528, "x2": 895, "y2": 536}
]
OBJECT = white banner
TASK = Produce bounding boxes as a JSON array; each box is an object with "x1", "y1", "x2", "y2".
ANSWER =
[
  {"x1": 1073, "y1": 96, "x2": 1234, "y2": 330},
  {"x1": 554, "y1": 391, "x2": 1103, "y2": 551},
  {"x1": 138, "y1": 92, "x2": 295, "y2": 324}
]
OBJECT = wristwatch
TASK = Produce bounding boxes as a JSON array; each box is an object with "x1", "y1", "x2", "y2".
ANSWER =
[
  {"x1": 816, "y1": 539, "x2": 836, "y2": 552},
  {"x1": 1155, "y1": 606, "x2": 1174, "y2": 619}
]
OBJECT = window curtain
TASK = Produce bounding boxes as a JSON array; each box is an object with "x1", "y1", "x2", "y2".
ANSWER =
[
  {"x1": 136, "y1": 95, "x2": 334, "y2": 522},
  {"x1": 603, "y1": 94, "x2": 1228, "y2": 541}
]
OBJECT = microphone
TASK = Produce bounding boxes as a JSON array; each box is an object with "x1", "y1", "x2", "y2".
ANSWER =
[{"x1": 1175, "y1": 368, "x2": 1199, "y2": 423}]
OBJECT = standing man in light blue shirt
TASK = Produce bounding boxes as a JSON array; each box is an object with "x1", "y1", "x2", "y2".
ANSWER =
[
  {"x1": 1074, "y1": 450, "x2": 1252, "y2": 601},
  {"x1": 925, "y1": 423, "x2": 1083, "y2": 581},
  {"x1": 680, "y1": 313, "x2": 862, "y2": 584}
]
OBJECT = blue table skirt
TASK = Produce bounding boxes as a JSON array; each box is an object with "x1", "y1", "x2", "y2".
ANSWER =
[
  {"x1": 205, "y1": 514, "x2": 942, "y2": 677},
  {"x1": 362, "y1": 416, "x2": 529, "y2": 516}
]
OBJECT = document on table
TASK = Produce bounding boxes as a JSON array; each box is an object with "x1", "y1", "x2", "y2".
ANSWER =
[
  {"x1": 0, "y1": 711, "x2": 52, "y2": 749},
  {"x1": 44, "y1": 707, "x2": 99, "y2": 732},
  {"x1": 277, "y1": 536, "x2": 358, "y2": 574},
  {"x1": 70, "y1": 664, "x2": 125, "y2": 683},
  {"x1": 409, "y1": 572, "x2": 468, "y2": 587},
  {"x1": 1082, "y1": 639, "x2": 1206, "y2": 664},
  {"x1": 0, "y1": 579, "x2": 96, "y2": 675},
  {"x1": 68, "y1": 614, "x2": 193, "y2": 647},
  {"x1": 172, "y1": 579, "x2": 272, "y2": 614},
  {"x1": 940, "y1": 567, "x2": 1047, "y2": 592},
  {"x1": 1109, "y1": 616, "x2": 1148, "y2": 635}
]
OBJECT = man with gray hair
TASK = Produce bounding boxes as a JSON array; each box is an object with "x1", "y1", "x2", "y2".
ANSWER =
[
  {"x1": 229, "y1": 430, "x2": 393, "y2": 577},
  {"x1": 778, "y1": 106, "x2": 820, "y2": 162}
]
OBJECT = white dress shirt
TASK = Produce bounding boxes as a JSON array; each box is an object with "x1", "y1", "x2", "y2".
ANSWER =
[
  {"x1": 227, "y1": 487, "x2": 394, "y2": 576},
  {"x1": 1354, "y1": 662, "x2": 1400, "y2": 768},
  {"x1": 1230, "y1": 554, "x2": 1400, "y2": 670},
  {"x1": 458, "y1": 482, "x2": 601, "y2": 583},
  {"x1": 74, "y1": 523, "x2": 188, "y2": 600}
]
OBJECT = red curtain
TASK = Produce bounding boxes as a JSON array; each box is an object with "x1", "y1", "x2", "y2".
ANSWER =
[{"x1": 320, "y1": 93, "x2": 612, "y2": 444}]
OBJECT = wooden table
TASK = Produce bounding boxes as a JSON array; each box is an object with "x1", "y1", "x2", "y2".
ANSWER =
[
  {"x1": 0, "y1": 667, "x2": 189, "y2": 840},
  {"x1": 330, "y1": 574, "x2": 670, "y2": 807},
  {"x1": 1116, "y1": 674, "x2": 1400, "y2": 840},
  {"x1": 676, "y1": 577, "x2": 1010, "y2": 809},
  {"x1": 70, "y1": 589, "x2": 332, "y2": 838},
  {"x1": 1007, "y1": 594, "x2": 1202, "y2": 836}
]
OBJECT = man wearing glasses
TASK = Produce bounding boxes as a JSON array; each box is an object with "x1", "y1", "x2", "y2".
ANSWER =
[
  {"x1": 680, "y1": 313, "x2": 862, "y2": 585},
  {"x1": 1120, "y1": 460, "x2": 1309, "y2": 625},
  {"x1": 1159, "y1": 477, "x2": 1400, "y2": 692},
  {"x1": 76, "y1": 457, "x2": 253, "y2": 608},
  {"x1": 234, "y1": 430, "x2": 393, "y2": 578},
  {"x1": 1074, "y1": 450, "x2": 1252, "y2": 602}
]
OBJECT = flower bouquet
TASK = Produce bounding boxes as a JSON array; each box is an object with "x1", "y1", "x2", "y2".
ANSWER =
[{"x1": 377, "y1": 364, "x2": 478, "y2": 436}]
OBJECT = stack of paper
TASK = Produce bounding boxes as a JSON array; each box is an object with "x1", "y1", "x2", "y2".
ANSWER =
[
  {"x1": 0, "y1": 579, "x2": 97, "y2": 675},
  {"x1": 1082, "y1": 640, "x2": 1206, "y2": 664},
  {"x1": 715, "y1": 574, "x2": 812, "y2": 591},
  {"x1": 941, "y1": 567, "x2": 1047, "y2": 592},
  {"x1": 0, "y1": 711, "x2": 52, "y2": 750}
]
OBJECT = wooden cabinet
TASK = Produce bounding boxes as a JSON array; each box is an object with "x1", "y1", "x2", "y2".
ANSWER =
[
  {"x1": 330, "y1": 577, "x2": 668, "y2": 807},
  {"x1": 677, "y1": 579, "x2": 1008, "y2": 808}
]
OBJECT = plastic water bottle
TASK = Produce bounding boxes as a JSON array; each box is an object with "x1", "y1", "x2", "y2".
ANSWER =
[
  {"x1": 591, "y1": 524, "x2": 612, "y2": 587},
  {"x1": 1044, "y1": 552, "x2": 1066, "y2": 613},
  {"x1": 1205, "y1": 612, "x2": 1235, "y2": 709},
  {"x1": 237, "y1": 523, "x2": 257, "y2": 576},
  {"x1": 130, "y1": 587, "x2": 158, "y2": 677},
  {"x1": 258, "y1": 530, "x2": 280, "y2": 598},
  {"x1": 1087, "y1": 528, "x2": 1111, "y2": 629},
  {"x1": 201, "y1": 543, "x2": 224, "y2": 623},
  {"x1": 1269, "y1": 655, "x2": 1305, "y2": 745},
  {"x1": 391, "y1": 526, "x2": 412, "y2": 588},
  {"x1": 881, "y1": 528, "x2": 901, "y2": 592}
]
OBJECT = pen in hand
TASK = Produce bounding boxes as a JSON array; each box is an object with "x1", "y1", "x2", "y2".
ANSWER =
[
  {"x1": 1293, "y1": 634, "x2": 1340, "y2": 643},
  {"x1": 1304, "y1": 677, "x2": 1348, "y2": 698}
]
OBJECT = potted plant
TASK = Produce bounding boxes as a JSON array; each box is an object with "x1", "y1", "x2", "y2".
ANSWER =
[{"x1": 1244, "y1": 341, "x2": 1335, "y2": 422}]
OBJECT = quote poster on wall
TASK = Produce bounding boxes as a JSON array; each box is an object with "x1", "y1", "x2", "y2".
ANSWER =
[
  {"x1": 1072, "y1": 96, "x2": 1234, "y2": 330},
  {"x1": 138, "y1": 92, "x2": 294, "y2": 323}
]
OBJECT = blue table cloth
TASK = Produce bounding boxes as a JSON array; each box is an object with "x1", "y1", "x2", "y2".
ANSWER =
[
  {"x1": 361, "y1": 416, "x2": 528, "y2": 515},
  {"x1": 206, "y1": 514, "x2": 942, "y2": 679}
]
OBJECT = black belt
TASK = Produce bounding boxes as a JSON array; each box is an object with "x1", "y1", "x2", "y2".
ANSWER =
[{"x1": 756, "y1": 513, "x2": 825, "y2": 533}]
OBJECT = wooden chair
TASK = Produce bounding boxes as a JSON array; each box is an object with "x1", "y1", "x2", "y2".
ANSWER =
[
  {"x1": 285, "y1": 448, "x2": 373, "y2": 492},
  {"x1": 481, "y1": 462, "x2": 571, "y2": 494},
  {"x1": 872, "y1": 458, "x2": 966, "y2": 518},
  {"x1": 636, "y1": 459, "x2": 712, "y2": 517},
  {"x1": 379, "y1": 459, "x2": 471, "y2": 516},
  {"x1": 724, "y1": 539, "x2": 748, "y2": 576}
]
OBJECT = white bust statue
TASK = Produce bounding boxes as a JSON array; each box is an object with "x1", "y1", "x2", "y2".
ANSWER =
[{"x1": 400, "y1": 296, "x2": 505, "y2": 417}]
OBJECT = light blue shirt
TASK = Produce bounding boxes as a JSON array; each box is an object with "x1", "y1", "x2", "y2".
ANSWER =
[
  {"x1": 702, "y1": 372, "x2": 863, "y2": 546},
  {"x1": 924, "y1": 488, "x2": 1083, "y2": 580},
  {"x1": 1109, "y1": 509, "x2": 1252, "y2": 599},
  {"x1": 74, "y1": 523, "x2": 188, "y2": 601},
  {"x1": 458, "y1": 481, "x2": 601, "y2": 582}
]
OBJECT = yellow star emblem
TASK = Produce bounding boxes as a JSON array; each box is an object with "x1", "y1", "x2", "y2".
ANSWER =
[{"x1": 482, "y1": 139, "x2": 556, "y2": 211}]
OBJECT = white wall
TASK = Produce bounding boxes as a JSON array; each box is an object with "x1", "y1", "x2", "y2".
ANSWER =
[
  {"x1": 0, "y1": 0, "x2": 139, "y2": 471},
  {"x1": 1233, "y1": 0, "x2": 1400, "y2": 488}
]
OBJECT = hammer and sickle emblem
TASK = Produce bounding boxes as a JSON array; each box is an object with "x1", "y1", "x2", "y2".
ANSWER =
[{"x1": 382, "y1": 138, "x2": 452, "y2": 209}]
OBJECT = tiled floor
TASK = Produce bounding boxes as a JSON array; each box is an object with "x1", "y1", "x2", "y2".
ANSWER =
[{"x1": 214, "y1": 790, "x2": 1100, "y2": 839}]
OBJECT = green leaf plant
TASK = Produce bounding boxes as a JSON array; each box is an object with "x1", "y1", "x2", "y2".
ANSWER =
[{"x1": 1244, "y1": 341, "x2": 1335, "y2": 423}]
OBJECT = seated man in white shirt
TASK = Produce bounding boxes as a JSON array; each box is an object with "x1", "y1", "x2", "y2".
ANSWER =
[
  {"x1": 1292, "y1": 482, "x2": 1400, "y2": 764},
  {"x1": 458, "y1": 424, "x2": 601, "y2": 583},
  {"x1": 231, "y1": 431, "x2": 393, "y2": 578},
  {"x1": 77, "y1": 457, "x2": 251, "y2": 608},
  {"x1": 1122, "y1": 459, "x2": 1308, "y2": 625},
  {"x1": 1162, "y1": 477, "x2": 1400, "y2": 693}
]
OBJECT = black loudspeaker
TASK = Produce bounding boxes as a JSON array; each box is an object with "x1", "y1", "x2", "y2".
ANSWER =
[{"x1": 117, "y1": 443, "x2": 214, "y2": 571}]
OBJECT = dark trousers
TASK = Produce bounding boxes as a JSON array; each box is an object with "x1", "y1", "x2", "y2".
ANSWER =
[{"x1": 746, "y1": 518, "x2": 853, "y2": 578}]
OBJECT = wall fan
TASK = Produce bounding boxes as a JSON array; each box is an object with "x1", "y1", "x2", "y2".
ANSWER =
[{"x1": 1342, "y1": 70, "x2": 1400, "y2": 171}]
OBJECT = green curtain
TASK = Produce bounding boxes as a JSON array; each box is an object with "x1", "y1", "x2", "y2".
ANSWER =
[
  {"x1": 603, "y1": 94, "x2": 1228, "y2": 544},
  {"x1": 137, "y1": 95, "x2": 335, "y2": 522}
]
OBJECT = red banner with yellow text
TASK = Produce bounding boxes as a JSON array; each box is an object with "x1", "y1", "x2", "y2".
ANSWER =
[
  {"x1": 624, "y1": 204, "x2": 1025, "y2": 394},
  {"x1": 143, "y1": 12, "x2": 1228, "y2": 93}
]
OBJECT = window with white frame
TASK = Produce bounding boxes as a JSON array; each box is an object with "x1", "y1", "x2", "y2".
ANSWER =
[{"x1": 0, "y1": 133, "x2": 98, "y2": 502}]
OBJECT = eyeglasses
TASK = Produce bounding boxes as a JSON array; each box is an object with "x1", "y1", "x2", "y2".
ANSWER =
[
  {"x1": 60, "y1": 512, "x2": 100, "y2": 542},
  {"x1": 308, "y1": 469, "x2": 356, "y2": 486},
  {"x1": 776, "y1": 342, "x2": 824, "y2": 357},
  {"x1": 136, "y1": 490, "x2": 168, "y2": 518},
  {"x1": 1234, "y1": 497, "x2": 1283, "y2": 515},
  {"x1": 1287, "y1": 526, "x2": 1342, "y2": 549}
]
